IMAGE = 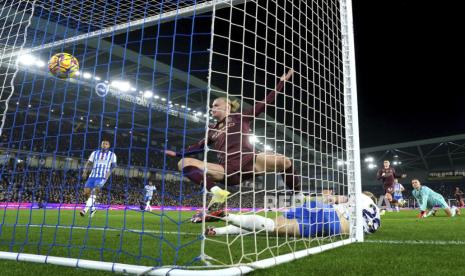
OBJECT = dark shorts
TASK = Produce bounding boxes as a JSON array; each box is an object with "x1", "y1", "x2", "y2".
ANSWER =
[
  {"x1": 222, "y1": 155, "x2": 255, "y2": 186},
  {"x1": 384, "y1": 184, "x2": 394, "y2": 194}
]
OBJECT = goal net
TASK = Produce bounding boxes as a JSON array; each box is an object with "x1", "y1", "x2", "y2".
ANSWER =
[{"x1": 0, "y1": 0, "x2": 362, "y2": 274}]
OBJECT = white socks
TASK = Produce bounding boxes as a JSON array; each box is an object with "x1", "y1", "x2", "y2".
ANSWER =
[
  {"x1": 451, "y1": 206, "x2": 457, "y2": 217},
  {"x1": 425, "y1": 210, "x2": 435, "y2": 217},
  {"x1": 214, "y1": 225, "x2": 250, "y2": 235},
  {"x1": 210, "y1": 186, "x2": 222, "y2": 194},
  {"x1": 84, "y1": 195, "x2": 96, "y2": 213},
  {"x1": 145, "y1": 201, "x2": 152, "y2": 211},
  {"x1": 225, "y1": 214, "x2": 275, "y2": 233}
]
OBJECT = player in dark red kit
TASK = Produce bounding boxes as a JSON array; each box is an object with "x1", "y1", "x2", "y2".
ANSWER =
[
  {"x1": 377, "y1": 160, "x2": 406, "y2": 206},
  {"x1": 454, "y1": 187, "x2": 464, "y2": 208},
  {"x1": 165, "y1": 69, "x2": 300, "y2": 206}
]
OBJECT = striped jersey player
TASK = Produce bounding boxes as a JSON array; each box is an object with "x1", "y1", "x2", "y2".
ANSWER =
[{"x1": 80, "y1": 140, "x2": 117, "y2": 217}]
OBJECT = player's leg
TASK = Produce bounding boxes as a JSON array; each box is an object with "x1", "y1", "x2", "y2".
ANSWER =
[
  {"x1": 89, "y1": 187, "x2": 100, "y2": 218},
  {"x1": 460, "y1": 198, "x2": 465, "y2": 208},
  {"x1": 435, "y1": 196, "x2": 459, "y2": 217},
  {"x1": 145, "y1": 196, "x2": 152, "y2": 211},
  {"x1": 273, "y1": 216, "x2": 301, "y2": 236},
  {"x1": 205, "y1": 224, "x2": 251, "y2": 236},
  {"x1": 223, "y1": 213, "x2": 277, "y2": 233},
  {"x1": 443, "y1": 205, "x2": 460, "y2": 217},
  {"x1": 393, "y1": 195, "x2": 400, "y2": 212},
  {"x1": 384, "y1": 189, "x2": 394, "y2": 212},
  {"x1": 423, "y1": 208, "x2": 436, "y2": 217},
  {"x1": 177, "y1": 158, "x2": 225, "y2": 182},
  {"x1": 209, "y1": 215, "x2": 300, "y2": 237},
  {"x1": 144, "y1": 196, "x2": 149, "y2": 210},
  {"x1": 177, "y1": 158, "x2": 230, "y2": 206},
  {"x1": 254, "y1": 153, "x2": 300, "y2": 191},
  {"x1": 81, "y1": 178, "x2": 95, "y2": 216}
]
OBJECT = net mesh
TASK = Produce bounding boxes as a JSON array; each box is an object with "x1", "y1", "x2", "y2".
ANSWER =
[{"x1": 0, "y1": 0, "x2": 357, "y2": 272}]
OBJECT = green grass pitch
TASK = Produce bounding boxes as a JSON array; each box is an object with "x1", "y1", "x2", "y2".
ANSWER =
[{"x1": 0, "y1": 209, "x2": 463, "y2": 275}]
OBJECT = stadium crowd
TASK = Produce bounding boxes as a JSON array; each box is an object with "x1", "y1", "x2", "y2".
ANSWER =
[{"x1": 0, "y1": 163, "x2": 264, "y2": 208}]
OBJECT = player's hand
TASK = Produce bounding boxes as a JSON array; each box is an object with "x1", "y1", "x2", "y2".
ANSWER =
[
  {"x1": 280, "y1": 69, "x2": 294, "y2": 82},
  {"x1": 417, "y1": 211, "x2": 426, "y2": 218},
  {"x1": 381, "y1": 173, "x2": 386, "y2": 177},
  {"x1": 164, "y1": 150, "x2": 176, "y2": 157}
]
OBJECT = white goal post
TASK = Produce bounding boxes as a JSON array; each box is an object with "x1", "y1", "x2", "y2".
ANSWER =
[{"x1": 0, "y1": 0, "x2": 362, "y2": 274}]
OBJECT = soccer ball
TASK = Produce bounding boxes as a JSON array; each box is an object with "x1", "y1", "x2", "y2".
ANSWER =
[
  {"x1": 398, "y1": 199, "x2": 406, "y2": 207},
  {"x1": 48, "y1": 53, "x2": 79, "y2": 79}
]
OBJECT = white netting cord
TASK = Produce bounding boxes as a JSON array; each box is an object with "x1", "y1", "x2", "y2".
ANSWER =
[
  {"x1": 0, "y1": 0, "x2": 35, "y2": 136},
  {"x1": 339, "y1": 0, "x2": 363, "y2": 240},
  {"x1": 205, "y1": 0, "x2": 352, "y2": 267}
]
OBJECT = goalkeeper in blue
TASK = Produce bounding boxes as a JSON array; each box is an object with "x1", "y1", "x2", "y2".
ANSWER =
[
  {"x1": 80, "y1": 140, "x2": 117, "y2": 217},
  {"x1": 205, "y1": 192, "x2": 380, "y2": 237},
  {"x1": 411, "y1": 179, "x2": 460, "y2": 218},
  {"x1": 143, "y1": 180, "x2": 156, "y2": 212}
]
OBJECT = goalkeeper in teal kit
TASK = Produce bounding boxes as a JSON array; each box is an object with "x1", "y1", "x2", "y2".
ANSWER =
[{"x1": 411, "y1": 179, "x2": 460, "y2": 218}]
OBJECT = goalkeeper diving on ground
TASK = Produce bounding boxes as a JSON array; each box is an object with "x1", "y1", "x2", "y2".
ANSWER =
[
  {"x1": 205, "y1": 192, "x2": 381, "y2": 237},
  {"x1": 411, "y1": 179, "x2": 460, "y2": 218}
]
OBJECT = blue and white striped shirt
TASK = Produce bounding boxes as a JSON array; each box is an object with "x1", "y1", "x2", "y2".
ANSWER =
[
  {"x1": 144, "y1": 185, "x2": 156, "y2": 197},
  {"x1": 88, "y1": 150, "x2": 117, "y2": 178},
  {"x1": 393, "y1": 183, "x2": 404, "y2": 197}
]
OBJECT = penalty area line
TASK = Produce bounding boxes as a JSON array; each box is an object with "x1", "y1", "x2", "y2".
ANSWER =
[{"x1": 365, "y1": 240, "x2": 465, "y2": 245}]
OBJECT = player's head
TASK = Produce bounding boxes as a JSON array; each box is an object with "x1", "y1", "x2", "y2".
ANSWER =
[
  {"x1": 148, "y1": 180, "x2": 153, "y2": 186},
  {"x1": 383, "y1": 160, "x2": 390, "y2": 168},
  {"x1": 100, "y1": 139, "x2": 110, "y2": 150},
  {"x1": 411, "y1": 179, "x2": 421, "y2": 190},
  {"x1": 394, "y1": 178, "x2": 398, "y2": 183},
  {"x1": 211, "y1": 97, "x2": 240, "y2": 120},
  {"x1": 456, "y1": 187, "x2": 460, "y2": 191}
]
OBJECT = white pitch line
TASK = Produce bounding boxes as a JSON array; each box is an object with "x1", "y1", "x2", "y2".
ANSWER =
[
  {"x1": 4, "y1": 224, "x2": 199, "y2": 236},
  {"x1": 365, "y1": 240, "x2": 465, "y2": 245}
]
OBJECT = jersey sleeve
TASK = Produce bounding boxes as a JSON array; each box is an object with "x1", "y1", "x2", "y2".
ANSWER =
[
  {"x1": 418, "y1": 188, "x2": 430, "y2": 211},
  {"x1": 242, "y1": 80, "x2": 285, "y2": 119},
  {"x1": 177, "y1": 138, "x2": 206, "y2": 157},
  {"x1": 376, "y1": 169, "x2": 383, "y2": 180},
  {"x1": 88, "y1": 151, "x2": 95, "y2": 162}
]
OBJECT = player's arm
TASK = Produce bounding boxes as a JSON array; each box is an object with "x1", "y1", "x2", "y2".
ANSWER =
[
  {"x1": 165, "y1": 138, "x2": 207, "y2": 157},
  {"x1": 243, "y1": 69, "x2": 293, "y2": 118},
  {"x1": 82, "y1": 161, "x2": 92, "y2": 180},
  {"x1": 82, "y1": 151, "x2": 95, "y2": 179},
  {"x1": 376, "y1": 169, "x2": 384, "y2": 180},
  {"x1": 393, "y1": 169, "x2": 407, "y2": 178},
  {"x1": 415, "y1": 190, "x2": 430, "y2": 217},
  {"x1": 400, "y1": 184, "x2": 405, "y2": 192}
]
